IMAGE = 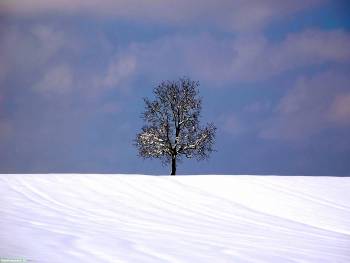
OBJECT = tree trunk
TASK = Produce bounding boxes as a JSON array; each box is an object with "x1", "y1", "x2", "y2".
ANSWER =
[{"x1": 171, "y1": 157, "x2": 176, "y2": 175}]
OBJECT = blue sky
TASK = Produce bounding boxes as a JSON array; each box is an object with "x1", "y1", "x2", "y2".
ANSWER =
[{"x1": 0, "y1": 1, "x2": 349, "y2": 175}]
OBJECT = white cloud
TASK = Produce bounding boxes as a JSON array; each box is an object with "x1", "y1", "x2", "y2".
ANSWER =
[
  {"x1": 0, "y1": 0, "x2": 326, "y2": 32},
  {"x1": 34, "y1": 64, "x2": 74, "y2": 96},
  {"x1": 103, "y1": 55, "x2": 137, "y2": 89},
  {"x1": 122, "y1": 29, "x2": 350, "y2": 84},
  {"x1": 31, "y1": 54, "x2": 137, "y2": 99},
  {"x1": 229, "y1": 29, "x2": 350, "y2": 81},
  {"x1": 125, "y1": 33, "x2": 235, "y2": 84},
  {"x1": 0, "y1": 23, "x2": 137, "y2": 101},
  {"x1": 219, "y1": 114, "x2": 246, "y2": 136},
  {"x1": 30, "y1": 25, "x2": 69, "y2": 60},
  {"x1": 0, "y1": 24, "x2": 79, "y2": 87},
  {"x1": 260, "y1": 70, "x2": 350, "y2": 140}
]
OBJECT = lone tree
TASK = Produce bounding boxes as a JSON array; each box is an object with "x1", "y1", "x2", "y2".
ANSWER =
[{"x1": 135, "y1": 77, "x2": 216, "y2": 175}]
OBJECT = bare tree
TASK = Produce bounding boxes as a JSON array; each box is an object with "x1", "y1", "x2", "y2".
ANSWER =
[{"x1": 135, "y1": 77, "x2": 216, "y2": 175}]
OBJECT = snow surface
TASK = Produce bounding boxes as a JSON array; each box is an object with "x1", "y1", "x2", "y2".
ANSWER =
[{"x1": 1, "y1": 174, "x2": 350, "y2": 262}]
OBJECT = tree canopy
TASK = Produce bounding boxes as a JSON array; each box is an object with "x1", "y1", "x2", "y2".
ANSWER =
[{"x1": 135, "y1": 77, "x2": 216, "y2": 175}]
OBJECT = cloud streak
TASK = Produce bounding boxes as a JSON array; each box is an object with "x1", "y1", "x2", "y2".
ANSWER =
[
  {"x1": 260, "y1": 70, "x2": 350, "y2": 140},
  {"x1": 119, "y1": 29, "x2": 350, "y2": 84},
  {"x1": 0, "y1": 0, "x2": 326, "y2": 32},
  {"x1": 34, "y1": 64, "x2": 74, "y2": 96}
]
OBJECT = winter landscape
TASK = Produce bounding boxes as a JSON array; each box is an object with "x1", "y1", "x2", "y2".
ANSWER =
[
  {"x1": 1, "y1": 1, "x2": 350, "y2": 262},
  {"x1": 1, "y1": 174, "x2": 350, "y2": 262}
]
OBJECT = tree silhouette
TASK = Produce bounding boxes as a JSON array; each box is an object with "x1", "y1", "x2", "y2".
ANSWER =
[{"x1": 135, "y1": 77, "x2": 216, "y2": 175}]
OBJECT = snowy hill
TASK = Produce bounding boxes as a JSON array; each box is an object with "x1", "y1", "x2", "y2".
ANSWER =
[{"x1": 1, "y1": 174, "x2": 350, "y2": 262}]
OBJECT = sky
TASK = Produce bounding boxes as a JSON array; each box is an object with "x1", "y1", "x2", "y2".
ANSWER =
[{"x1": 0, "y1": 1, "x2": 349, "y2": 175}]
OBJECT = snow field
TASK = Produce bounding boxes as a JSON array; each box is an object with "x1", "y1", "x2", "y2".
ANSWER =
[{"x1": 1, "y1": 174, "x2": 349, "y2": 262}]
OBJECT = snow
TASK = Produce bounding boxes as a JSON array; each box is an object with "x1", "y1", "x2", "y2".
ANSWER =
[{"x1": 1, "y1": 174, "x2": 350, "y2": 263}]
